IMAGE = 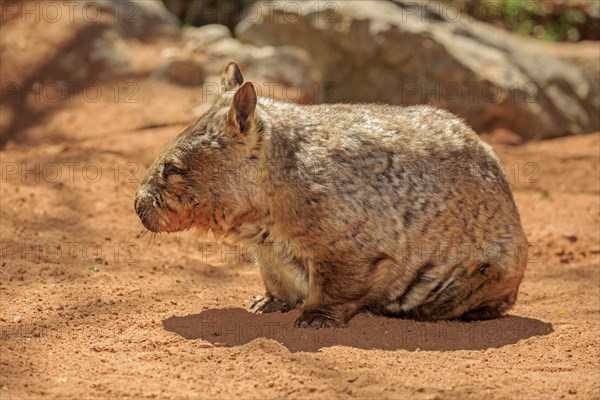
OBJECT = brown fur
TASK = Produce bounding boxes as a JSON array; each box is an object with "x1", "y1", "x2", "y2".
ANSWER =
[{"x1": 134, "y1": 62, "x2": 528, "y2": 328}]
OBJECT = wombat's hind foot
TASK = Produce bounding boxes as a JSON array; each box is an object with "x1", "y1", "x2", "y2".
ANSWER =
[
  {"x1": 459, "y1": 293, "x2": 516, "y2": 321},
  {"x1": 250, "y1": 294, "x2": 294, "y2": 314},
  {"x1": 294, "y1": 311, "x2": 339, "y2": 329}
]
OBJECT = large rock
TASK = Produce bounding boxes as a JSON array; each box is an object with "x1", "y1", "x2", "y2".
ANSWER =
[
  {"x1": 540, "y1": 41, "x2": 600, "y2": 79},
  {"x1": 78, "y1": 0, "x2": 180, "y2": 37},
  {"x1": 0, "y1": 0, "x2": 181, "y2": 146},
  {"x1": 154, "y1": 59, "x2": 206, "y2": 86},
  {"x1": 56, "y1": 28, "x2": 131, "y2": 81},
  {"x1": 183, "y1": 24, "x2": 233, "y2": 50},
  {"x1": 236, "y1": 0, "x2": 600, "y2": 138},
  {"x1": 163, "y1": 24, "x2": 322, "y2": 104},
  {"x1": 202, "y1": 38, "x2": 321, "y2": 103}
]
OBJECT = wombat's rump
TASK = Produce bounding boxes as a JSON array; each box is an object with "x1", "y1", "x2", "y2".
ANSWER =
[{"x1": 134, "y1": 62, "x2": 528, "y2": 328}]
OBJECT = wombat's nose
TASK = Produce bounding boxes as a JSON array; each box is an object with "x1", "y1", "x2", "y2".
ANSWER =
[
  {"x1": 134, "y1": 196, "x2": 145, "y2": 218},
  {"x1": 134, "y1": 194, "x2": 161, "y2": 232}
]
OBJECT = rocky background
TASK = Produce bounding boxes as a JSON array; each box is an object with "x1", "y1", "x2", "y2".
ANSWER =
[{"x1": 1, "y1": 0, "x2": 599, "y2": 147}]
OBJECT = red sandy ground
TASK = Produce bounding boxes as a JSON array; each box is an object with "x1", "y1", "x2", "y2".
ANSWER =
[{"x1": 1, "y1": 9, "x2": 599, "y2": 399}]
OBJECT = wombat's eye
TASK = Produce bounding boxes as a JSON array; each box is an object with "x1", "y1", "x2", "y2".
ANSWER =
[{"x1": 163, "y1": 163, "x2": 185, "y2": 179}]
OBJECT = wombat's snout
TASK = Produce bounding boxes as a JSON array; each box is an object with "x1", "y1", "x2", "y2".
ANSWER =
[
  {"x1": 133, "y1": 195, "x2": 145, "y2": 221},
  {"x1": 134, "y1": 190, "x2": 159, "y2": 232},
  {"x1": 135, "y1": 182, "x2": 195, "y2": 233},
  {"x1": 134, "y1": 184, "x2": 171, "y2": 233}
]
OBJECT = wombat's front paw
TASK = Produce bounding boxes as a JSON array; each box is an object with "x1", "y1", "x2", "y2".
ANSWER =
[
  {"x1": 250, "y1": 294, "x2": 294, "y2": 314},
  {"x1": 294, "y1": 311, "x2": 339, "y2": 329}
]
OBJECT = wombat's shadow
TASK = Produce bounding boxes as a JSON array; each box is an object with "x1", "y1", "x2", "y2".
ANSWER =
[{"x1": 162, "y1": 308, "x2": 552, "y2": 352}]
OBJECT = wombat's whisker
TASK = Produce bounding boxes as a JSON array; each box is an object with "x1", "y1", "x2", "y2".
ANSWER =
[
  {"x1": 148, "y1": 232, "x2": 158, "y2": 248},
  {"x1": 119, "y1": 187, "x2": 136, "y2": 200}
]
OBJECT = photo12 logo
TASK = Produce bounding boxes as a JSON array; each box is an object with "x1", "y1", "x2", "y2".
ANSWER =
[
  {"x1": 0, "y1": 241, "x2": 139, "y2": 265},
  {"x1": 399, "y1": 81, "x2": 539, "y2": 105},
  {"x1": 1, "y1": 1, "x2": 141, "y2": 24},
  {"x1": 1, "y1": 161, "x2": 140, "y2": 185},
  {"x1": 2, "y1": 81, "x2": 139, "y2": 105}
]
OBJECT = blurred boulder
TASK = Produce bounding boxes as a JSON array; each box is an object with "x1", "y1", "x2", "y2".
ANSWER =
[
  {"x1": 0, "y1": 0, "x2": 180, "y2": 145},
  {"x1": 169, "y1": 25, "x2": 322, "y2": 104},
  {"x1": 48, "y1": 27, "x2": 129, "y2": 81},
  {"x1": 205, "y1": 41, "x2": 322, "y2": 104},
  {"x1": 183, "y1": 24, "x2": 233, "y2": 50},
  {"x1": 90, "y1": 29, "x2": 130, "y2": 73},
  {"x1": 155, "y1": 59, "x2": 206, "y2": 86},
  {"x1": 540, "y1": 40, "x2": 600, "y2": 79},
  {"x1": 78, "y1": 0, "x2": 181, "y2": 37},
  {"x1": 52, "y1": 0, "x2": 180, "y2": 79},
  {"x1": 236, "y1": 0, "x2": 600, "y2": 138}
]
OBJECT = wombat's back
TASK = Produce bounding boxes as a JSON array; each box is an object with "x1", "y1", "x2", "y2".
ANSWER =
[{"x1": 260, "y1": 101, "x2": 528, "y2": 320}]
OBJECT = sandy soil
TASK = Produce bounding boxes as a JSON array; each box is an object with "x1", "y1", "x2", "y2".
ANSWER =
[{"x1": 1, "y1": 10, "x2": 600, "y2": 400}]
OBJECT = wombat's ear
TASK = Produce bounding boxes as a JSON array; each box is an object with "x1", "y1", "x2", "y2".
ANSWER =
[
  {"x1": 221, "y1": 61, "x2": 244, "y2": 93},
  {"x1": 229, "y1": 82, "x2": 257, "y2": 134}
]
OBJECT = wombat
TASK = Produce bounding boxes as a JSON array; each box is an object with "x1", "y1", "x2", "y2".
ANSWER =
[{"x1": 135, "y1": 62, "x2": 528, "y2": 328}]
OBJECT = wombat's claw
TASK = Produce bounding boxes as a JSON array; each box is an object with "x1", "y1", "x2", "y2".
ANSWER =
[
  {"x1": 250, "y1": 295, "x2": 292, "y2": 314},
  {"x1": 294, "y1": 312, "x2": 338, "y2": 329}
]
